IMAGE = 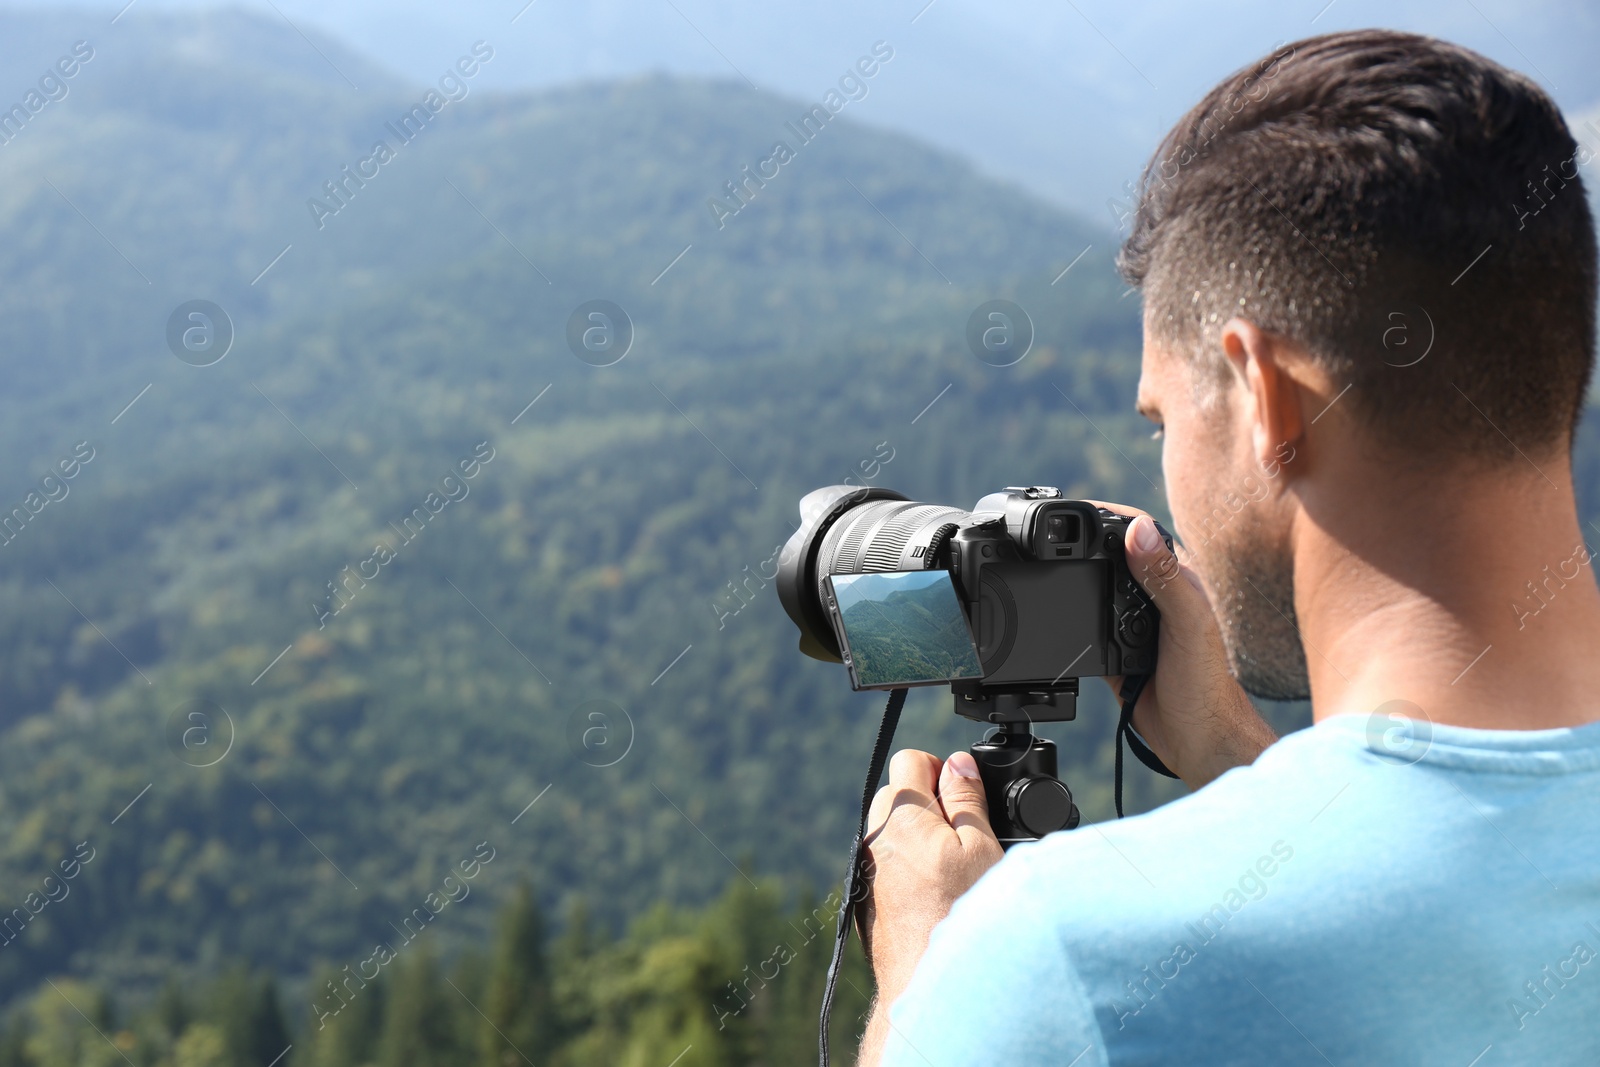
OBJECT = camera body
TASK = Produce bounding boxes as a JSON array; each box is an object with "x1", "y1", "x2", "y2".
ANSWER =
[{"x1": 945, "y1": 486, "x2": 1159, "y2": 690}]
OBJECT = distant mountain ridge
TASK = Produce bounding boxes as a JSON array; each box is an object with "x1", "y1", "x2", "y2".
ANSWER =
[
  {"x1": 0, "y1": 6, "x2": 403, "y2": 94},
  {"x1": 0, "y1": 5, "x2": 1109, "y2": 454}
]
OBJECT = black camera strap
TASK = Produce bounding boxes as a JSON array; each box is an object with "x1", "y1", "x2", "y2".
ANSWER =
[
  {"x1": 818, "y1": 679, "x2": 1176, "y2": 1064},
  {"x1": 1115, "y1": 673, "x2": 1179, "y2": 816},
  {"x1": 819, "y1": 685, "x2": 906, "y2": 1067}
]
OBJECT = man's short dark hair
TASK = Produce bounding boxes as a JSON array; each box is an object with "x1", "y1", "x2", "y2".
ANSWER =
[{"x1": 1119, "y1": 29, "x2": 1597, "y2": 461}]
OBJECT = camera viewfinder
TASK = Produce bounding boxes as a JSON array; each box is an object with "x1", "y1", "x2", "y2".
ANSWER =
[{"x1": 1044, "y1": 510, "x2": 1081, "y2": 554}]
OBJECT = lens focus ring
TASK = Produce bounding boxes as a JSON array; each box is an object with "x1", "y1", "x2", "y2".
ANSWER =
[{"x1": 817, "y1": 501, "x2": 969, "y2": 577}]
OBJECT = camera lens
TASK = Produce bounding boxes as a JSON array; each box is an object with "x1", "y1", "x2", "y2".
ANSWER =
[{"x1": 776, "y1": 486, "x2": 970, "y2": 662}]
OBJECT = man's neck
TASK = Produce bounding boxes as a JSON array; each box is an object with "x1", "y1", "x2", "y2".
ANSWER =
[{"x1": 1296, "y1": 455, "x2": 1600, "y2": 731}]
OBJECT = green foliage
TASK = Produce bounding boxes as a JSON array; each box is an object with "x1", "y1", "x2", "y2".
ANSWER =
[
  {"x1": 0, "y1": 878, "x2": 875, "y2": 1067},
  {"x1": 18, "y1": 979, "x2": 122, "y2": 1067},
  {"x1": 209, "y1": 970, "x2": 291, "y2": 1067},
  {"x1": 171, "y1": 1025, "x2": 229, "y2": 1067},
  {"x1": 303, "y1": 966, "x2": 381, "y2": 1067},
  {"x1": 375, "y1": 952, "x2": 460, "y2": 1067},
  {"x1": 478, "y1": 885, "x2": 555, "y2": 1067}
]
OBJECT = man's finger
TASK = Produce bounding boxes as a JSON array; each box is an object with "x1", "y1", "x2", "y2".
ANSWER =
[
  {"x1": 1080, "y1": 498, "x2": 1151, "y2": 521},
  {"x1": 1124, "y1": 513, "x2": 1207, "y2": 610},
  {"x1": 888, "y1": 748, "x2": 943, "y2": 793},
  {"x1": 866, "y1": 749, "x2": 942, "y2": 837},
  {"x1": 937, "y1": 751, "x2": 998, "y2": 851},
  {"x1": 867, "y1": 783, "x2": 892, "y2": 838}
]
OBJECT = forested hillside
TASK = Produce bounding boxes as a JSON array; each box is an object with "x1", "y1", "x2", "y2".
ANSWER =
[{"x1": 0, "y1": 6, "x2": 1171, "y2": 1013}]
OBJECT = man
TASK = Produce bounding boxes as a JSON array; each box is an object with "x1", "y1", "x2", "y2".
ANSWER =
[{"x1": 861, "y1": 29, "x2": 1600, "y2": 1066}]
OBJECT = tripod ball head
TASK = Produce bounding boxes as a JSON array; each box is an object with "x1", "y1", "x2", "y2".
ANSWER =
[{"x1": 970, "y1": 725, "x2": 1079, "y2": 845}]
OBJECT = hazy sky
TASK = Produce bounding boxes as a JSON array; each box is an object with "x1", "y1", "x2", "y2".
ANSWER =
[{"x1": 9, "y1": 0, "x2": 1600, "y2": 223}]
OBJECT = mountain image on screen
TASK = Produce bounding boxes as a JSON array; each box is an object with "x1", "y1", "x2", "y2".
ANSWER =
[{"x1": 834, "y1": 572, "x2": 983, "y2": 686}]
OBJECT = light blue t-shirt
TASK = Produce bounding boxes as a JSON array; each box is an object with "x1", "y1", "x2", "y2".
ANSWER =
[{"x1": 883, "y1": 714, "x2": 1600, "y2": 1066}]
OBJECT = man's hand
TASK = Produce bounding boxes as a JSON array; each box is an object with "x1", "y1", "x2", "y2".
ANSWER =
[
  {"x1": 1096, "y1": 503, "x2": 1279, "y2": 788},
  {"x1": 857, "y1": 749, "x2": 1002, "y2": 1065}
]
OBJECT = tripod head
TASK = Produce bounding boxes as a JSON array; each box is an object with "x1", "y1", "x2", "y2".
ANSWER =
[{"x1": 952, "y1": 681, "x2": 1080, "y2": 845}]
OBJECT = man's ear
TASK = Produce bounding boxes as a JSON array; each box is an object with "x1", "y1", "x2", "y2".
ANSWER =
[{"x1": 1219, "y1": 317, "x2": 1308, "y2": 470}]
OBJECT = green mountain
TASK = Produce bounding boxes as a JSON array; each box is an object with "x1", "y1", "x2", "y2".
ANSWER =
[
  {"x1": 0, "y1": 7, "x2": 1593, "y2": 1039},
  {"x1": 836, "y1": 576, "x2": 981, "y2": 687}
]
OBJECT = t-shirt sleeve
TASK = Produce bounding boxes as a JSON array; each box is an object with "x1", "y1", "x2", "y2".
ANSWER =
[{"x1": 880, "y1": 851, "x2": 1109, "y2": 1067}]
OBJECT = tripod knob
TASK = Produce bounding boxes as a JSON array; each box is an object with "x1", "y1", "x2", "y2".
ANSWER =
[{"x1": 1004, "y1": 776, "x2": 1080, "y2": 837}]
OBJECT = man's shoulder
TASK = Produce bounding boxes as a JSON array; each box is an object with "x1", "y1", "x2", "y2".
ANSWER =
[
  {"x1": 1016, "y1": 719, "x2": 1355, "y2": 860},
  {"x1": 964, "y1": 719, "x2": 1364, "y2": 934},
  {"x1": 968, "y1": 710, "x2": 1600, "y2": 940}
]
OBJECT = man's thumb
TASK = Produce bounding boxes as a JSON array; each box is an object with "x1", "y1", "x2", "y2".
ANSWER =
[
  {"x1": 938, "y1": 751, "x2": 995, "y2": 845},
  {"x1": 1125, "y1": 514, "x2": 1206, "y2": 612}
]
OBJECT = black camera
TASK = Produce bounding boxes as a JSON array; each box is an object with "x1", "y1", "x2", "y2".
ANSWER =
[{"x1": 777, "y1": 484, "x2": 1169, "y2": 843}]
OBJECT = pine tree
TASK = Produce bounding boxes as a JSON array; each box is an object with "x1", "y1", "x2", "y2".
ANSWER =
[
  {"x1": 155, "y1": 979, "x2": 191, "y2": 1043},
  {"x1": 376, "y1": 950, "x2": 459, "y2": 1067},
  {"x1": 549, "y1": 898, "x2": 596, "y2": 1045},
  {"x1": 209, "y1": 967, "x2": 291, "y2": 1067},
  {"x1": 246, "y1": 978, "x2": 291, "y2": 1067},
  {"x1": 479, "y1": 883, "x2": 556, "y2": 1067},
  {"x1": 305, "y1": 964, "x2": 384, "y2": 1067},
  {"x1": 209, "y1": 968, "x2": 253, "y2": 1067}
]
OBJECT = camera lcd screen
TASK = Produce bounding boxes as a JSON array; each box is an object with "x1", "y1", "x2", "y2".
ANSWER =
[{"x1": 825, "y1": 570, "x2": 984, "y2": 689}]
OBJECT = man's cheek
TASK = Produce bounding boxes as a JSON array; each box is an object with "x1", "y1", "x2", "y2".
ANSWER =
[{"x1": 1160, "y1": 443, "x2": 1200, "y2": 543}]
